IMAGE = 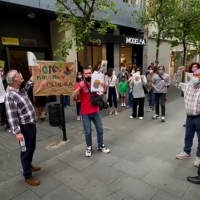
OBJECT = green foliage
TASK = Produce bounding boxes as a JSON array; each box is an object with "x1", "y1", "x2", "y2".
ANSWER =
[
  {"x1": 133, "y1": 0, "x2": 176, "y2": 65},
  {"x1": 55, "y1": 0, "x2": 118, "y2": 64}
]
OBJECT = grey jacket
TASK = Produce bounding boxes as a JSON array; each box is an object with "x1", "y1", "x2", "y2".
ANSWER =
[{"x1": 152, "y1": 73, "x2": 170, "y2": 93}]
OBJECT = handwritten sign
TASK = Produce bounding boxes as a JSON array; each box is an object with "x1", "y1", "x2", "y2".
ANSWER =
[
  {"x1": 32, "y1": 61, "x2": 76, "y2": 96},
  {"x1": 91, "y1": 73, "x2": 104, "y2": 92},
  {"x1": 0, "y1": 60, "x2": 5, "y2": 68},
  {"x1": 0, "y1": 76, "x2": 6, "y2": 103},
  {"x1": 185, "y1": 72, "x2": 193, "y2": 83}
]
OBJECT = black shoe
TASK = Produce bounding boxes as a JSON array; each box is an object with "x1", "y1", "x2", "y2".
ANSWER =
[
  {"x1": 183, "y1": 124, "x2": 186, "y2": 127},
  {"x1": 187, "y1": 176, "x2": 200, "y2": 184}
]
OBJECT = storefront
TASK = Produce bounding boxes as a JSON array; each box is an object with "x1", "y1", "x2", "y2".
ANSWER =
[
  {"x1": 77, "y1": 31, "x2": 146, "y2": 72},
  {"x1": 0, "y1": 2, "x2": 57, "y2": 102}
]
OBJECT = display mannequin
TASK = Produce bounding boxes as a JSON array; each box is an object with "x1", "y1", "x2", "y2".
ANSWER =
[{"x1": 120, "y1": 54, "x2": 126, "y2": 64}]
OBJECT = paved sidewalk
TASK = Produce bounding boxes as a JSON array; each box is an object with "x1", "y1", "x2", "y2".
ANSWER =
[{"x1": 1, "y1": 87, "x2": 199, "y2": 200}]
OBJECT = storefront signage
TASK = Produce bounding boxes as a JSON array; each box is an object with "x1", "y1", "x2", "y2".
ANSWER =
[
  {"x1": 126, "y1": 37, "x2": 146, "y2": 45},
  {"x1": 2, "y1": 37, "x2": 19, "y2": 45},
  {"x1": 20, "y1": 39, "x2": 37, "y2": 47},
  {"x1": 32, "y1": 61, "x2": 76, "y2": 96}
]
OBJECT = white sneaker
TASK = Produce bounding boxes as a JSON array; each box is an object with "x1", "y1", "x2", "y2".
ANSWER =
[
  {"x1": 147, "y1": 108, "x2": 152, "y2": 112},
  {"x1": 161, "y1": 116, "x2": 165, "y2": 122},
  {"x1": 194, "y1": 157, "x2": 200, "y2": 167},
  {"x1": 97, "y1": 145, "x2": 110, "y2": 154},
  {"x1": 109, "y1": 108, "x2": 113, "y2": 115},
  {"x1": 176, "y1": 152, "x2": 190, "y2": 160},
  {"x1": 121, "y1": 103, "x2": 123, "y2": 107},
  {"x1": 139, "y1": 117, "x2": 143, "y2": 120},
  {"x1": 85, "y1": 146, "x2": 92, "y2": 157},
  {"x1": 152, "y1": 115, "x2": 160, "y2": 119},
  {"x1": 130, "y1": 116, "x2": 133, "y2": 119},
  {"x1": 127, "y1": 105, "x2": 130, "y2": 108},
  {"x1": 124, "y1": 103, "x2": 126, "y2": 107}
]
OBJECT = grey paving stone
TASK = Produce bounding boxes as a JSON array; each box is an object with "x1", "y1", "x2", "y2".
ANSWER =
[
  {"x1": 92, "y1": 152, "x2": 120, "y2": 167},
  {"x1": 138, "y1": 156, "x2": 178, "y2": 173},
  {"x1": 11, "y1": 190, "x2": 42, "y2": 200},
  {"x1": 78, "y1": 179, "x2": 126, "y2": 200},
  {"x1": 142, "y1": 170, "x2": 190, "y2": 198},
  {"x1": 0, "y1": 151, "x2": 22, "y2": 177},
  {"x1": 170, "y1": 166, "x2": 197, "y2": 182},
  {"x1": 53, "y1": 166, "x2": 92, "y2": 191},
  {"x1": 110, "y1": 138, "x2": 141, "y2": 151},
  {"x1": 0, "y1": 178, "x2": 28, "y2": 200},
  {"x1": 33, "y1": 149, "x2": 54, "y2": 165},
  {"x1": 151, "y1": 190, "x2": 181, "y2": 200},
  {"x1": 42, "y1": 184, "x2": 87, "y2": 200},
  {"x1": 41, "y1": 158, "x2": 69, "y2": 175},
  {"x1": 82, "y1": 162, "x2": 123, "y2": 185},
  {"x1": 0, "y1": 169, "x2": 11, "y2": 184},
  {"x1": 182, "y1": 183, "x2": 200, "y2": 200},
  {"x1": 19, "y1": 171, "x2": 62, "y2": 197},
  {"x1": 112, "y1": 159, "x2": 151, "y2": 180},
  {"x1": 123, "y1": 196, "x2": 136, "y2": 200},
  {"x1": 123, "y1": 151, "x2": 146, "y2": 164},
  {"x1": 57, "y1": 151, "x2": 96, "y2": 170},
  {"x1": 110, "y1": 174, "x2": 158, "y2": 200}
]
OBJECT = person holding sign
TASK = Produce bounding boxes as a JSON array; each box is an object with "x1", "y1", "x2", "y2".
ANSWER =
[
  {"x1": 4, "y1": 69, "x2": 41, "y2": 186},
  {"x1": 72, "y1": 67, "x2": 110, "y2": 157}
]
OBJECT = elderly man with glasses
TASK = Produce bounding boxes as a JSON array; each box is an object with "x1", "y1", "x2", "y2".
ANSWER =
[{"x1": 4, "y1": 69, "x2": 40, "y2": 186}]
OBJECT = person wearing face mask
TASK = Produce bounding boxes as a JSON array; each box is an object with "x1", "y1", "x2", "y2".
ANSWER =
[
  {"x1": 4, "y1": 69, "x2": 41, "y2": 186},
  {"x1": 74, "y1": 72, "x2": 83, "y2": 120},
  {"x1": 73, "y1": 67, "x2": 110, "y2": 157},
  {"x1": 175, "y1": 68, "x2": 200, "y2": 169},
  {"x1": 105, "y1": 68, "x2": 119, "y2": 115},
  {"x1": 152, "y1": 65, "x2": 170, "y2": 122},
  {"x1": 147, "y1": 67, "x2": 156, "y2": 111},
  {"x1": 130, "y1": 67, "x2": 147, "y2": 120}
]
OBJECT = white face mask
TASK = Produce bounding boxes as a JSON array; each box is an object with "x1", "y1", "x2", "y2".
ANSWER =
[
  {"x1": 78, "y1": 75, "x2": 82, "y2": 79},
  {"x1": 149, "y1": 70, "x2": 153, "y2": 73}
]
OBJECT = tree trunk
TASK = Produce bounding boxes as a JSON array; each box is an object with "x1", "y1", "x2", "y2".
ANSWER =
[
  {"x1": 182, "y1": 39, "x2": 187, "y2": 66},
  {"x1": 155, "y1": 35, "x2": 161, "y2": 68},
  {"x1": 83, "y1": 45, "x2": 88, "y2": 68}
]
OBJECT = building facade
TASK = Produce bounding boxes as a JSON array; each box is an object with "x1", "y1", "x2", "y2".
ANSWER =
[{"x1": 0, "y1": 0, "x2": 147, "y2": 79}]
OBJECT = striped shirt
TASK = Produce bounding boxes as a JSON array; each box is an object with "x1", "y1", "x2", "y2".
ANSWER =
[
  {"x1": 5, "y1": 81, "x2": 36, "y2": 134},
  {"x1": 179, "y1": 82, "x2": 200, "y2": 116}
]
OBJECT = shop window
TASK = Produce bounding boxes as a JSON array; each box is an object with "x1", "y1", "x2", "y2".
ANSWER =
[
  {"x1": 120, "y1": 44, "x2": 133, "y2": 72},
  {"x1": 77, "y1": 45, "x2": 105, "y2": 68}
]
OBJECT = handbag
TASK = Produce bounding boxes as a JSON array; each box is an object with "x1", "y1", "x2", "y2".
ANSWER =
[
  {"x1": 143, "y1": 85, "x2": 148, "y2": 94},
  {"x1": 84, "y1": 81, "x2": 102, "y2": 106},
  {"x1": 158, "y1": 74, "x2": 169, "y2": 88}
]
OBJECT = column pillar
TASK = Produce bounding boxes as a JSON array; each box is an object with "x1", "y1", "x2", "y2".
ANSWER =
[{"x1": 113, "y1": 29, "x2": 120, "y2": 74}]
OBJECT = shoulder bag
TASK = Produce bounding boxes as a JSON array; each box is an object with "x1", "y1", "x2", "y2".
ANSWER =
[{"x1": 158, "y1": 74, "x2": 169, "y2": 88}]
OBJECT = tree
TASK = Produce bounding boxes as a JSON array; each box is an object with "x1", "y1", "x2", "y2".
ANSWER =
[
  {"x1": 134, "y1": 0, "x2": 176, "y2": 66},
  {"x1": 55, "y1": 0, "x2": 118, "y2": 67},
  {"x1": 169, "y1": 0, "x2": 200, "y2": 66}
]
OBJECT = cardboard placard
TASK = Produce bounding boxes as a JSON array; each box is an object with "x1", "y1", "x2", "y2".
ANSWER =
[{"x1": 32, "y1": 61, "x2": 76, "y2": 96}]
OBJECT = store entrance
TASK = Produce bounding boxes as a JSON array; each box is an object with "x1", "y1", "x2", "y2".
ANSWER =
[{"x1": 5, "y1": 47, "x2": 49, "y2": 82}]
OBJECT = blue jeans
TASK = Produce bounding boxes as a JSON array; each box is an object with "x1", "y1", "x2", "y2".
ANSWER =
[
  {"x1": 184, "y1": 116, "x2": 200, "y2": 157},
  {"x1": 128, "y1": 91, "x2": 133, "y2": 107},
  {"x1": 148, "y1": 89, "x2": 155, "y2": 109},
  {"x1": 63, "y1": 95, "x2": 70, "y2": 107},
  {"x1": 82, "y1": 112, "x2": 103, "y2": 148}
]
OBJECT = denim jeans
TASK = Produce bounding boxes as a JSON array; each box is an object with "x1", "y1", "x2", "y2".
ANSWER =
[
  {"x1": 128, "y1": 91, "x2": 133, "y2": 107},
  {"x1": 82, "y1": 112, "x2": 103, "y2": 148},
  {"x1": 184, "y1": 116, "x2": 200, "y2": 157},
  {"x1": 63, "y1": 95, "x2": 70, "y2": 107},
  {"x1": 148, "y1": 89, "x2": 155, "y2": 109}
]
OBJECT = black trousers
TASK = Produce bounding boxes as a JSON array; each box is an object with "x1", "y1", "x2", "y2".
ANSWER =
[
  {"x1": 154, "y1": 93, "x2": 166, "y2": 116},
  {"x1": 132, "y1": 97, "x2": 145, "y2": 118},
  {"x1": 0, "y1": 103, "x2": 9, "y2": 127},
  {"x1": 108, "y1": 87, "x2": 117, "y2": 108},
  {"x1": 20, "y1": 123, "x2": 37, "y2": 179}
]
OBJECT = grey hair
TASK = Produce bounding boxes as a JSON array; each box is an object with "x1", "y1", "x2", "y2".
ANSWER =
[{"x1": 6, "y1": 70, "x2": 19, "y2": 85}]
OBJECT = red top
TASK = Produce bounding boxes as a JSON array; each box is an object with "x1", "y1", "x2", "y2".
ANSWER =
[{"x1": 75, "y1": 81, "x2": 99, "y2": 115}]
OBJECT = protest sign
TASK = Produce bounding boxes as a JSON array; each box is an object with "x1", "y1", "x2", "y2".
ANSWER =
[
  {"x1": 32, "y1": 61, "x2": 76, "y2": 96},
  {"x1": 185, "y1": 72, "x2": 193, "y2": 83},
  {"x1": 91, "y1": 73, "x2": 104, "y2": 92}
]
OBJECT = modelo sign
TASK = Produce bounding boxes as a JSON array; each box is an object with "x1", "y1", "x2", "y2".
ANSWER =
[{"x1": 126, "y1": 37, "x2": 146, "y2": 45}]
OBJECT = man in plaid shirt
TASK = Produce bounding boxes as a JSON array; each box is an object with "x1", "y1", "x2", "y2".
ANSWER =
[
  {"x1": 5, "y1": 69, "x2": 40, "y2": 186},
  {"x1": 175, "y1": 69, "x2": 200, "y2": 184}
]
